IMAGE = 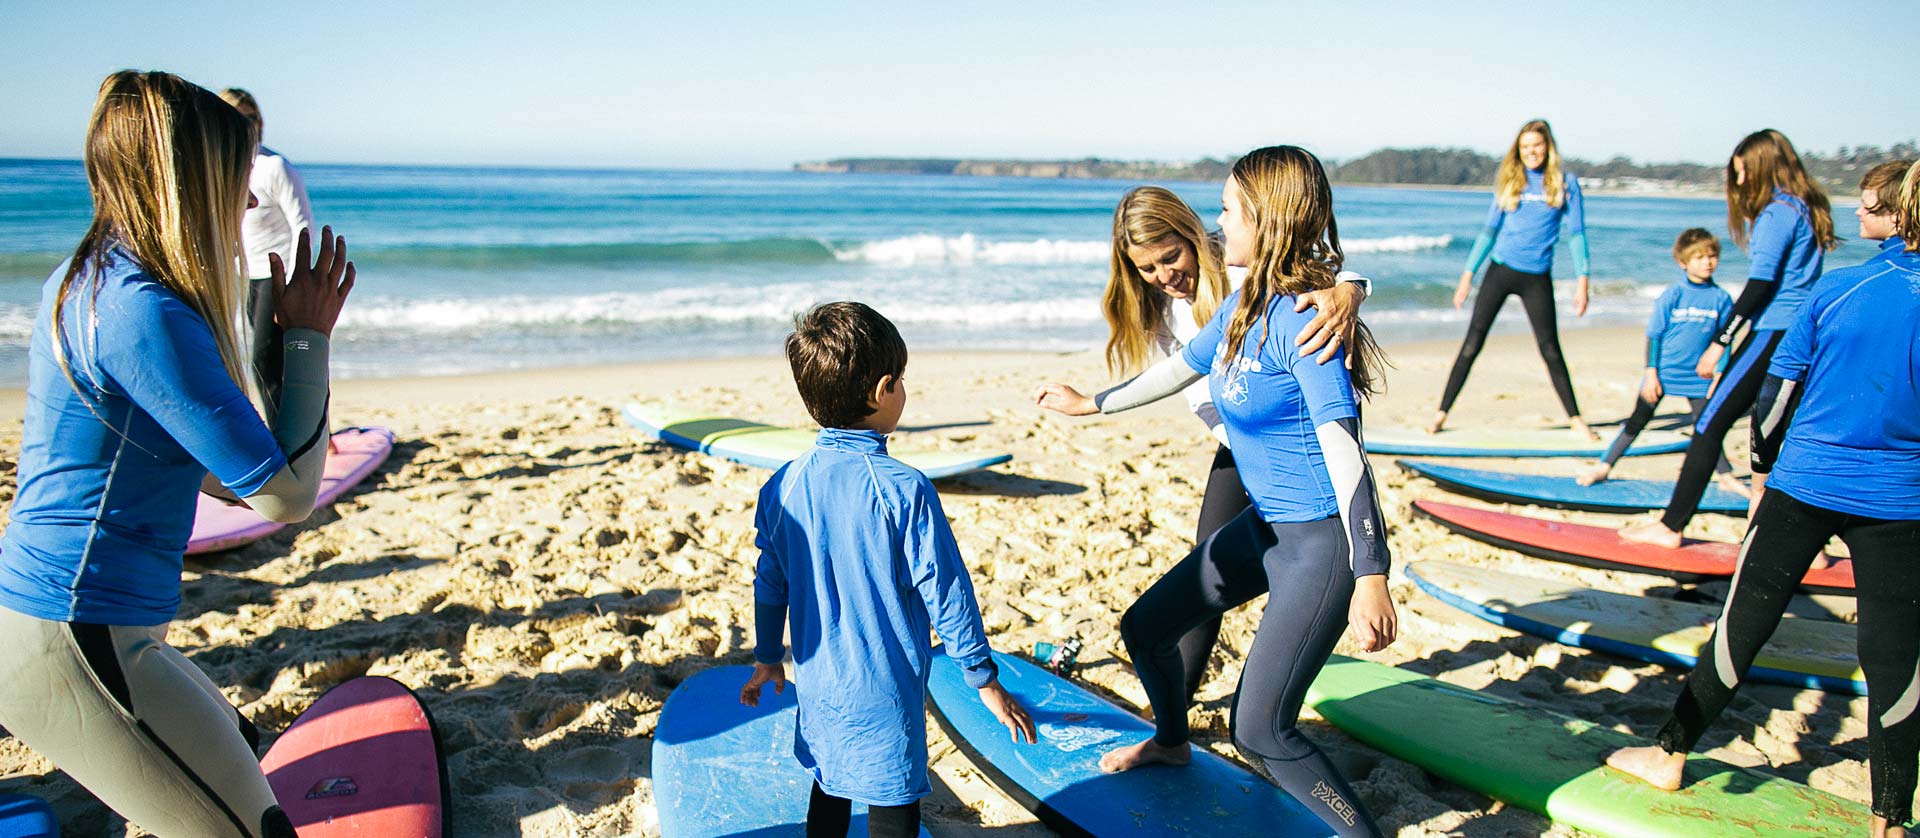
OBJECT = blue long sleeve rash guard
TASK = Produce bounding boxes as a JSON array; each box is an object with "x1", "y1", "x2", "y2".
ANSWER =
[
  {"x1": 752, "y1": 427, "x2": 996, "y2": 806},
  {"x1": 1462, "y1": 167, "x2": 1590, "y2": 277},
  {"x1": 1645, "y1": 277, "x2": 1733, "y2": 398},
  {"x1": 1748, "y1": 190, "x2": 1826, "y2": 332}
]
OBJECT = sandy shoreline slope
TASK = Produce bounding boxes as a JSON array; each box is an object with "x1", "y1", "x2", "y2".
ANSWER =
[{"x1": 0, "y1": 325, "x2": 1873, "y2": 836}]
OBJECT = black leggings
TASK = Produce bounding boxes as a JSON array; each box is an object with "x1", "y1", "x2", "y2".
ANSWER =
[
  {"x1": 806, "y1": 783, "x2": 920, "y2": 838},
  {"x1": 1119, "y1": 510, "x2": 1382, "y2": 837},
  {"x1": 1659, "y1": 330, "x2": 1784, "y2": 531},
  {"x1": 247, "y1": 277, "x2": 282, "y2": 411},
  {"x1": 1599, "y1": 396, "x2": 1732, "y2": 473},
  {"x1": 1653, "y1": 488, "x2": 1920, "y2": 824},
  {"x1": 1438, "y1": 261, "x2": 1580, "y2": 417},
  {"x1": 1175, "y1": 445, "x2": 1256, "y2": 701}
]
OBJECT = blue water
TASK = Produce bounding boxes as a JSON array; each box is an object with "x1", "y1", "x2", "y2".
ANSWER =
[{"x1": 0, "y1": 158, "x2": 1876, "y2": 384}]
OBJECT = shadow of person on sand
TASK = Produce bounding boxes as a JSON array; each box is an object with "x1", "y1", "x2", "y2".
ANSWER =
[{"x1": 936, "y1": 470, "x2": 1084, "y2": 498}]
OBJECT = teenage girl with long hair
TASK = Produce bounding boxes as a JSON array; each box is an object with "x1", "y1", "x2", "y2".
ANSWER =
[
  {"x1": 1032, "y1": 186, "x2": 1368, "y2": 703},
  {"x1": 0, "y1": 71, "x2": 354, "y2": 838},
  {"x1": 1608, "y1": 163, "x2": 1920, "y2": 838},
  {"x1": 1429, "y1": 119, "x2": 1597, "y2": 439},
  {"x1": 1622, "y1": 129, "x2": 1839, "y2": 548},
  {"x1": 1084, "y1": 147, "x2": 1396, "y2": 837}
]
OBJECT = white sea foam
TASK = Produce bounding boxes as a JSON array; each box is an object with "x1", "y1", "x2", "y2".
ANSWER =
[
  {"x1": 833, "y1": 232, "x2": 1453, "y2": 265},
  {"x1": 1342, "y1": 234, "x2": 1454, "y2": 253}
]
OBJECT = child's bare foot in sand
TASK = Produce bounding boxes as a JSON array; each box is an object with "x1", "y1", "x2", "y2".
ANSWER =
[
  {"x1": 1715, "y1": 472, "x2": 1751, "y2": 499},
  {"x1": 1604, "y1": 745, "x2": 1684, "y2": 790},
  {"x1": 1425, "y1": 411, "x2": 1448, "y2": 435},
  {"x1": 1621, "y1": 520, "x2": 1684, "y2": 549},
  {"x1": 1576, "y1": 463, "x2": 1612, "y2": 486},
  {"x1": 1098, "y1": 737, "x2": 1190, "y2": 773},
  {"x1": 1569, "y1": 416, "x2": 1600, "y2": 442}
]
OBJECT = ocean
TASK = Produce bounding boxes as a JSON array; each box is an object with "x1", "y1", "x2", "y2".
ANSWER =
[{"x1": 0, "y1": 158, "x2": 1875, "y2": 385}]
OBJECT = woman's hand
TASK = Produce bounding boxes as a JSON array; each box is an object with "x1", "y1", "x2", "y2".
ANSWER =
[
  {"x1": 978, "y1": 680, "x2": 1037, "y2": 744},
  {"x1": 272, "y1": 225, "x2": 356, "y2": 337},
  {"x1": 1639, "y1": 368, "x2": 1663, "y2": 403},
  {"x1": 1348, "y1": 574, "x2": 1397, "y2": 652},
  {"x1": 1695, "y1": 344, "x2": 1725, "y2": 380},
  {"x1": 1294, "y1": 281, "x2": 1365, "y2": 367},
  {"x1": 740, "y1": 662, "x2": 787, "y2": 707},
  {"x1": 1453, "y1": 271, "x2": 1473, "y2": 310},
  {"x1": 1034, "y1": 383, "x2": 1098, "y2": 416},
  {"x1": 1574, "y1": 276, "x2": 1590, "y2": 317}
]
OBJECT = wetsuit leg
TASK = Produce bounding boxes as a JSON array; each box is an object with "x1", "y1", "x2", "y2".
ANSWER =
[
  {"x1": 1659, "y1": 330, "x2": 1783, "y2": 532},
  {"x1": 1600, "y1": 395, "x2": 1659, "y2": 467},
  {"x1": 1437, "y1": 264, "x2": 1519, "y2": 413},
  {"x1": 1510, "y1": 266, "x2": 1581, "y2": 417},
  {"x1": 806, "y1": 782, "x2": 852, "y2": 838},
  {"x1": 864, "y1": 799, "x2": 923, "y2": 838},
  {"x1": 0, "y1": 607, "x2": 286, "y2": 837},
  {"x1": 1230, "y1": 516, "x2": 1379, "y2": 837},
  {"x1": 1119, "y1": 507, "x2": 1273, "y2": 747},
  {"x1": 247, "y1": 276, "x2": 283, "y2": 411},
  {"x1": 1842, "y1": 514, "x2": 1920, "y2": 825},
  {"x1": 1686, "y1": 397, "x2": 1736, "y2": 476},
  {"x1": 1653, "y1": 489, "x2": 1836, "y2": 753},
  {"x1": 1180, "y1": 445, "x2": 1252, "y2": 701}
]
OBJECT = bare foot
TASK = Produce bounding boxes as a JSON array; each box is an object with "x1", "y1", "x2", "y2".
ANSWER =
[
  {"x1": 1620, "y1": 521, "x2": 1684, "y2": 549},
  {"x1": 1425, "y1": 411, "x2": 1448, "y2": 435},
  {"x1": 1809, "y1": 553, "x2": 1832, "y2": 571},
  {"x1": 1097, "y1": 737, "x2": 1191, "y2": 774},
  {"x1": 1575, "y1": 463, "x2": 1611, "y2": 486},
  {"x1": 1569, "y1": 416, "x2": 1600, "y2": 443},
  {"x1": 1714, "y1": 473, "x2": 1752, "y2": 499},
  {"x1": 1871, "y1": 814, "x2": 1907, "y2": 838},
  {"x1": 1604, "y1": 745, "x2": 1685, "y2": 791}
]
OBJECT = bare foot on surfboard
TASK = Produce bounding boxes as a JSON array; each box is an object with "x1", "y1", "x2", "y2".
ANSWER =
[
  {"x1": 1871, "y1": 814, "x2": 1907, "y2": 838},
  {"x1": 1568, "y1": 416, "x2": 1600, "y2": 443},
  {"x1": 1603, "y1": 745, "x2": 1685, "y2": 791},
  {"x1": 1097, "y1": 737, "x2": 1190, "y2": 773},
  {"x1": 1575, "y1": 463, "x2": 1611, "y2": 486},
  {"x1": 1424, "y1": 411, "x2": 1448, "y2": 435},
  {"x1": 1620, "y1": 521, "x2": 1684, "y2": 549}
]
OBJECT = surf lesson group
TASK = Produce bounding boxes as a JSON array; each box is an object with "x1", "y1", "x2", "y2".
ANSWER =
[{"x1": 0, "y1": 68, "x2": 1912, "y2": 838}]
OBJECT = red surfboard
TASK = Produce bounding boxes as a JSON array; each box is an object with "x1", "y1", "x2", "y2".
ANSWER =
[
  {"x1": 1412, "y1": 500, "x2": 1855, "y2": 594},
  {"x1": 261, "y1": 676, "x2": 448, "y2": 837},
  {"x1": 188, "y1": 427, "x2": 396, "y2": 555}
]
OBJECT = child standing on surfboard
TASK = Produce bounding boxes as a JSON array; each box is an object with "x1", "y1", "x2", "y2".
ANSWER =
[
  {"x1": 1576, "y1": 229, "x2": 1737, "y2": 489},
  {"x1": 742, "y1": 301, "x2": 1035, "y2": 838}
]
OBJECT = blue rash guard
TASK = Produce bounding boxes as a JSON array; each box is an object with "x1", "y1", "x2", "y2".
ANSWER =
[
  {"x1": 1865, "y1": 235, "x2": 1907, "y2": 267},
  {"x1": 1462, "y1": 167, "x2": 1591, "y2": 277},
  {"x1": 1748, "y1": 190, "x2": 1827, "y2": 332},
  {"x1": 1645, "y1": 276, "x2": 1733, "y2": 398},
  {"x1": 1181, "y1": 292, "x2": 1386, "y2": 576},
  {"x1": 751, "y1": 427, "x2": 996, "y2": 807},
  {"x1": 1765, "y1": 245, "x2": 1920, "y2": 519},
  {"x1": 0, "y1": 249, "x2": 285, "y2": 626}
]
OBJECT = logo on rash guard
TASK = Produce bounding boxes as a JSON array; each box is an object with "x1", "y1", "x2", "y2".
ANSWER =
[
  {"x1": 1218, "y1": 356, "x2": 1262, "y2": 407},
  {"x1": 306, "y1": 777, "x2": 359, "y2": 799},
  {"x1": 1312, "y1": 781, "x2": 1357, "y2": 826}
]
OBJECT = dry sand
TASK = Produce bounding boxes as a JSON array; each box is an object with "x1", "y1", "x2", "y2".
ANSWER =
[{"x1": 0, "y1": 326, "x2": 1875, "y2": 836}]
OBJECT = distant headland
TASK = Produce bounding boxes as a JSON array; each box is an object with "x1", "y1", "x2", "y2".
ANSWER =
[{"x1": 796, "y1": 142, "x2": 1917, "y2": 195}]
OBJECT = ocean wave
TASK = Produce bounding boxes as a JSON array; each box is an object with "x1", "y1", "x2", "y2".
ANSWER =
[
  {"x1": 333, "y1": 290, "x2": 1104, "y2": 334},
  {"x1": 356, "y1": 237, "x2": 840, "y2": 268},
  {"x1": 834, "y1": 234, "x2": 1109, "y2": 265},
  {"x1": 1342, "y1": 234, "x2": 1453, "y2": 253}
]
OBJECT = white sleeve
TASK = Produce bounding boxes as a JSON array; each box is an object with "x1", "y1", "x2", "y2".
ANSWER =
[
  {"x1": 1336, "y1": 269, "x2": 1372, "y2": 299},
  {"x1": 277, "y1": 161, "x2": 315, "y2": 237}
]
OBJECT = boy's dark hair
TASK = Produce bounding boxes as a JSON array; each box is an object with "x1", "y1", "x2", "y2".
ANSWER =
[
  {"x1": 786, "y1": 302, "x2": 908, "y2": 429},
  {"x1": 1860, "y1": 160, "x2": 1913, "y2": 214},
  {"x1": 1673, "y1": 227, "x2": 1720, "y2": 262}
]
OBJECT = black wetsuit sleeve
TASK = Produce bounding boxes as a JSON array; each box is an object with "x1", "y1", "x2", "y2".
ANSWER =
[
  {"x1": 1716, "y1": 279, "x2": 1777, "y2": 346},
  {"x1": 1750, "y1": 373, "x2": 1803, "y2": 475}
]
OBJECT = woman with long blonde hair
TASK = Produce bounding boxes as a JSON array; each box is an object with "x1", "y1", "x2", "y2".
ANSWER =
[
  {"x1": 1622, "y1": 129, "x2": 1840, "y2": 549},
  {"x1": 1032, "y1": 186, "x2": 1369, "y2": 703},
  {"x1": 1430, "y1": 118, "x2": 1596, "y2": 439},
  {"x1": 1084, "y1": 147, "x2": 1394, "y2": 837},
  {"x1": 1609, "y1": 164, "x2": 1918, "y2": 838},
  {"x1": 0, "y1": 70, "x2": 354, "y2": 838}
]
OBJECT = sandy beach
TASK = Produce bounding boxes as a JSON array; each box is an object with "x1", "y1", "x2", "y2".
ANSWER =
[{"x1": 0, "y1": 324, "x2": 1875, "y2": 837}]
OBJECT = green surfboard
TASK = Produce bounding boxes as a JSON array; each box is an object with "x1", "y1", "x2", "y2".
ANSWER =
[
  {"x1": 1305, "y1": 656, "x2": 1866, "y2": 836},
  {"x1": 623, "y1": 403, "x2": 1012, "y2": 479}
]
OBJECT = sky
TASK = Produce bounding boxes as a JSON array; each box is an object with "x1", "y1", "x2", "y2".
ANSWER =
[{"x1": 2, "y1": 1, "x2": 1913, "y2": 170}]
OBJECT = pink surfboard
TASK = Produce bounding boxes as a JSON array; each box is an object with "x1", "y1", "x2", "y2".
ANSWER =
[
  {"x1": 261, "y1": 676, "x2": 447, "y2": 837},
  {"x1": 186, "y1": 428, "x2": 395, "y2": 555}
]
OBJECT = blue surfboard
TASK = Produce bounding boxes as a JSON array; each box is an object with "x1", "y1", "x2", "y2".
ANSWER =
[
  {"x1": 1363, "y1": 425, "x2": 1690, "y2": 458},
  {"x1": 624, "y1": 403, "x2": 1011, "y2": 480},
  {"x1": 652, "y1": 666, "x2": 931, "y2": 838},
  {"x1": 0, "y1": 794, "x2": 57, "y2": 838},
  {"x1": 1399, "y1": 460, "x2": 1748, "y2": 516},
  {"x1": 926, "y1": 647, "x2": 1337, "y2": 837}
]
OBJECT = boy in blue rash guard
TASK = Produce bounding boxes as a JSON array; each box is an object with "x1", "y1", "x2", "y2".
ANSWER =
[
  {"x1": 1431, "y1": 119, "x2": 1597, "y2": 440},
  {"x1": 1624, "y1": 130, "x2": 1840, "y2": 549},
  {"x1": 1578, "y1": 229, "x2": 1737, "y2": 488},
  {"x1": 1094, "y1": 147, "x2": 1396, "y2": 838},
  {"x1": 742, "y1": 302, "x2": 1035, "y2": 838},
  {"x1": 1854, "y1": 160, "x2": 1911, "y2": 268},
  {"x1": 1608, "y1": 166, "x2": 1920, "y2": 838}
]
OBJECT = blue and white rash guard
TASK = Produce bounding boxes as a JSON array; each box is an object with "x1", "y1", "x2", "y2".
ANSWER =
[
  {"x1": 1748, "y1": 190, "x2": 1827, "y2": 333},
  {"x1": 1646, "y1": 277, "x2": 1732, "y2": 398},
  {"x1": 1462, "y1": 167, "x2": 1591, "y2": 277},
  {"x1": 1764, "y1": 245, "x2": 1920, "y2": 519},
  {"x1": 0, "y1": 248, "x2": 285, "y2": 626}
]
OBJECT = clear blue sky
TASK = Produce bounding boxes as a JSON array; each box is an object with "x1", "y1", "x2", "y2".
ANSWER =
[{"x1": 2, "y1": 1, "x2": 1912, "y2": 169}]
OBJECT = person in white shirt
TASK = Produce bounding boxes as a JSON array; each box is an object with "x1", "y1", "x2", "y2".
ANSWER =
[{"x1": 220, "y1": 88, "x2": 314, "y2": 410}]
